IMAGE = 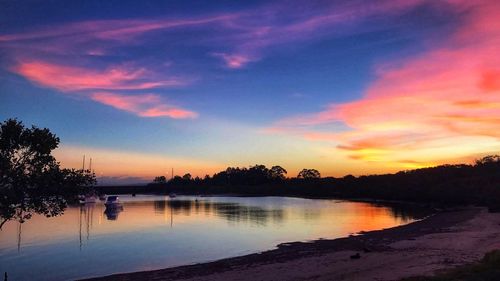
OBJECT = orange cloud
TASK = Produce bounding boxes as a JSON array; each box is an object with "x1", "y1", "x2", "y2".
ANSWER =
[
  {"x1": 269, "y1": 0, "x2": 500, "y2": 164},
  {"x1": 91, "y1": 92, "x2": 197, "y2": 119}
]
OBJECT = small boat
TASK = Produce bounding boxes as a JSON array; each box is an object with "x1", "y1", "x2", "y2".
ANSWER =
[
  {"x1": 104, "y1": 196, "x2": 121, "y2": 209},
  {"x1": 103, "y1": 196, "x2": 123, "y2": 220},
  {"x1": 168, "y1": 193, "x2": 176, "y2": 198}
]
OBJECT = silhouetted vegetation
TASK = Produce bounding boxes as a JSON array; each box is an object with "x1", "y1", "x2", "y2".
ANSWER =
[
  {"x1": 143, "y1": 156, "x2": 500, "y2": 207},
  {"x1": 0, "y1": 119, "x2": 96, "y2": 228},
  {"x1": 402, "y1": 250, "x2": 500, "y2": 281},
  {"x1": 153, "y1": 176, "x2": 167, "y2": 184},
  {"x1": 297, "y1": 168, "x2": 321, "y2": 179}
]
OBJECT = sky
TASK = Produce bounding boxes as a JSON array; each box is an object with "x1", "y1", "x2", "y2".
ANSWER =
[{"x1": 1, "y1": 0, "x2": 499, "y2": 184}]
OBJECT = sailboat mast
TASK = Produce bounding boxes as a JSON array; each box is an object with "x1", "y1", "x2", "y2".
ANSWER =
[
  {"x1": 171, "y1": 168, "x2": 174, "y2": 180},
  {"x1": 82, "y1": 155, "x2": 86, "y2": 171},
  {"x1": 89, "y1": 157, "x2": 92, "y2": 172}
]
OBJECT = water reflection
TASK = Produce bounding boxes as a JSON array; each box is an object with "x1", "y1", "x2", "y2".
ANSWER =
[
  {"x1": 153, "y1": 199, "x2": 285, "y2": 226},
  {"x1": 104, "y1": 205, "x2": 124, "y2": 220},
  {"x1": 0, "y1": 196, "x2": 428, "y2": 281},
  {"x1": 16, "y1": 221, "x2": 22, "y2": 253},
  {"x1": 78, "y1": 203, "x2": 100, "y2": 249}
]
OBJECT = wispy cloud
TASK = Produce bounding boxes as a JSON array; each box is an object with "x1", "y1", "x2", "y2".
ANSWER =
[
  {"x1": 211, "y1": 53, "x2": 254, "y2": 69},
  {"x1": 13, "y1": 61, "x2": 185, "y2": 92},
  {"x1": 0, "y1": 0, "x2": 430, "y2": 70},
  {"x1": 267, "y1": 0, "x2": 500, "y2": 163},
  {"x1": 206, "y1": 0, "x2": 429, "y2": 68},
  {"x1": 91, "y1": 92, "x2": 197, "y2": 119},
  {"x1": 9, "y1": 60, "x2": 197, "y2": 119},
  {"x1": 0, "y1": 16, "x2": 234, "y2": 43}
]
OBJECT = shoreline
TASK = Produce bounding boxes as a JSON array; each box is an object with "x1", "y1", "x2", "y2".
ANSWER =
[{"x1": 82, "y1": 207, "x2": 499, "y2": 281}]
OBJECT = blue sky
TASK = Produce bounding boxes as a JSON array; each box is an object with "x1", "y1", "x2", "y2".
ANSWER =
[{"x1": 1, "y1": 0, "x2": 499, "y2": 184}]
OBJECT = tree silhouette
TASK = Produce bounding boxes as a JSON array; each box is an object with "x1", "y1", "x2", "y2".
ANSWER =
[
  {"x1": 0, "y1": 119, "x2": 96, "y2": 229},
  {"x1": 297, "y1": 168, "x2": 321, "y2": 179},
  {"x1": 182, "y1": 173, "x2": 192, "y2": 181},
  {"x1": 269, "y1": 165, "x2": 287, "y2": 180},
  {"x1": 153, "y1": 176, "x2": 167, "y2": 184},
  {"x1": 248, "y1": 165, "x2": 270, "y2": 184},
  {"x1": 475, "y1": 155, "x2": 500, "y2": 166}
]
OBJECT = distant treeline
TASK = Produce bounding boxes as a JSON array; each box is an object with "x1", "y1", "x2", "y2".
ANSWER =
[{"x1": 105, "y1": 155, "x2": 500, "y2": 207}]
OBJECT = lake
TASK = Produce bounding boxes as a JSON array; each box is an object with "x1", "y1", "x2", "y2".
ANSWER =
[{"x1": 0, "y1": 195, "x2": 424, "y2": 280}]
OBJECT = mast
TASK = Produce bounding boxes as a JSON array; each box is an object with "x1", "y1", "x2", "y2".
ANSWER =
[
  {"x1": 89, "y1": 157, "x2": 92, "y2": 172},
  {"x1": 82, "y1": 155, "x2": 86, "y2": 171},
  {"x1": 171, "y1": 168, "x2": 174, "y2": 180}
]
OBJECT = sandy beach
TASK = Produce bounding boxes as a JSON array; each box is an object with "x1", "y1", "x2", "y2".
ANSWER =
[{"x1": 82, "y1": 207, "x2": 500, "y2": 281}]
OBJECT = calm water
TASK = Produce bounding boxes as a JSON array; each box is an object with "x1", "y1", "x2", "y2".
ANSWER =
[{"x1": 0, "y1": 195, "x2": 422, "y2": 280}]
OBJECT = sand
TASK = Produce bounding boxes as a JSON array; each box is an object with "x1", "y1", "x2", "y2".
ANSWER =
[{"x1": 83, "y1": 207, "x2": 500, "y2": 281}]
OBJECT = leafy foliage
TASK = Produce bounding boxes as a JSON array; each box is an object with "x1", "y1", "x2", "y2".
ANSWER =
[
  {"x1": 297, "y1": 168, "x2": 321, "y2": 179},
  {"x1": 0, "y1": 119, "x2": 96, "y2": 228},
  {"x1": 153, "y1": 176, "x2": 167, "y2": 184},
  {"x1": 151, "y1": 164, "x2": 293, "y2": 187},
  {"x1": 269, "y1": 165, "x2": 287, "y2": 180}
]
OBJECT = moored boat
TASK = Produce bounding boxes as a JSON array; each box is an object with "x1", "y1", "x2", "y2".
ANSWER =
[{"x1": 104, "y1": 196, "x2": 121, "y2": 208}]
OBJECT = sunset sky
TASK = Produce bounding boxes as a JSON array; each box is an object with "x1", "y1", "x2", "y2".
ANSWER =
[{"x1": 1, "y1": 0, "x2": 499, "y2": 184}]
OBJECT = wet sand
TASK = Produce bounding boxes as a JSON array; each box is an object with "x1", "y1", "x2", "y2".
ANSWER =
[{"x1": 83, "y1": 207, "x2": 500, "y2": 281}]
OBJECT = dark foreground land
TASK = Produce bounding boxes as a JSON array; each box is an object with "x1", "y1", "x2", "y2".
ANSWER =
[{"x1": 82, "y1": 207, "x2": 500, "y2": 281}]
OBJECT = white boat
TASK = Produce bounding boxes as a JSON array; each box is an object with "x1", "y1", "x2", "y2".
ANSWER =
[
  {"x1": 103, "y1": 196, "x2": 123, "y2": 220},
  {"x1": 104, "y1": 196, "x2": 121, "y2": 208}
]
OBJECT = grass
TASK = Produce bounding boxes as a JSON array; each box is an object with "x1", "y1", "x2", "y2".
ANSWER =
[{"x1": 402, "y1": 250, "x2": 500, "y2": 281}]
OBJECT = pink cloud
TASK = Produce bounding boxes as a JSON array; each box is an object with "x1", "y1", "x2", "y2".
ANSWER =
[
  {"x1": 212, "y1": 53, "x2": 254, "y2": 69},
  {"x1": 91, "y1": 92, "x2": 197, "y2": 119},
  {"x1": 268, "y1": 0, "x2": 500, "y2": 161},
  {"x1": 10, "y1": 60, "x2": 196, "y2": 120},
  {"x1": 13, "y1": 61, "x2": 185, "y2": 92}
]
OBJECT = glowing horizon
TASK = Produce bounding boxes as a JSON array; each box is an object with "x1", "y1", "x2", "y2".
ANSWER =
[{"x1": 1, "y1": 0, "x2": 499, "y2": 184}]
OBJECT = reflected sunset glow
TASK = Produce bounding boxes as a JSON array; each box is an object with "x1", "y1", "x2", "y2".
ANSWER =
[{"x1": 0, "y1": 196, "x2": 421, "y2": 280}]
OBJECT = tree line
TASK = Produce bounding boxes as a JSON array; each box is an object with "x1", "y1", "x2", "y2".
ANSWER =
[
  {"x1": 148, "y1": 156, "x2": 500, "y2": 208},
  {"x1": 153, "y1": 165, "x2": 320, "y2": 186}
]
